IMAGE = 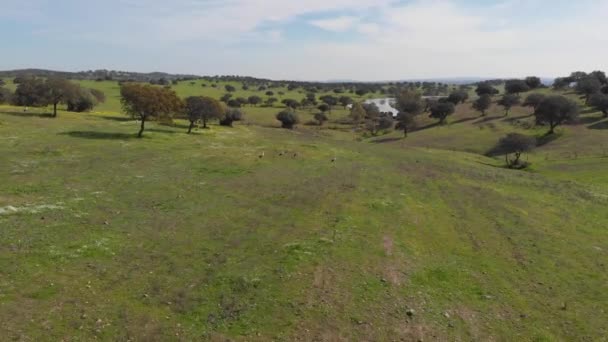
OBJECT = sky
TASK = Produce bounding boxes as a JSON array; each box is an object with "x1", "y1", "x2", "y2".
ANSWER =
[{"x1": 1, "y1": 0, "x2": 607, "y2": 81}]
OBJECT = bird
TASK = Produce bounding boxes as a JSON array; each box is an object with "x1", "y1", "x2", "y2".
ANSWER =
[
  {"x1": 331, "y1": 157, "x2": 337, "y2": 163},
  {"x1": 258, "y1": 152, "x2": 265, "y2": 159},
  {"x1": 293, "y1": 152, "x2": 298, "y2": 158},
  {"x1": 279, "y1": 151, "x2": 284, "y2": 156}
]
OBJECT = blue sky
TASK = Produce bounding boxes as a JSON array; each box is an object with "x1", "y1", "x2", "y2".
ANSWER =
[{"x1": 1, "y1": 0, "x2": 607, "y2": 81}]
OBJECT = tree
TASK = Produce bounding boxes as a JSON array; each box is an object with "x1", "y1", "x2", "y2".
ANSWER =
[
  {"x1": 276, "y1": 110, "x2": 299, "y2": 129},
  {"x1": 589, "y1": 93, "x2": 608, "y2": 117},
  {"x1": 534, "y1": 95, "x2": 579, "y2": 134},
  {"x1": 552, "y1": 78, "x2": 570, "y2": 90},
  {"x1": 89, "y1": 89, "x2": 106, "y2": 104},
  {"x1": 317, "y1": 104, "x2": 329, "y2": 113},
  {"x1": 447, "y1": 90, "x2": 469, "y2": 105},
  {"x1": 429, "y1": 101, "x2": 455, "y2": 124},
  {"x1": 120, "y1": 83, "x2": 182, "y2": 138},
  {"x1": 265, "y1": 91, "x2": 274, "y2": 96},
  {"x1": 66, "y1": 88, "x2": 97, "y2": 112},
  {"x1": 349, "y1": 102, "x2": 366, "y2": 127},
  {"x1": 472, "y1": 94, "x2": 492, "y2": 116},
  {"x1": 220, "y1": 108, "x2": 244, "y2": 127},
  {"x1": 522, "y1": 93, "x2": 546, "y2": 114},
  {"x1": 184, "y1": 96, "x2": 224, "y2": 133},
  {"x1": 225, "y1": 85, "x2": 236, "y2": 92},
  {"x1": 394, "y1": 90, "x2": 424, "y2": 116},
  {"x1": 248, "y1": 95, "x2": 262, "y2": 107},
  {"x1": 265, "y1": 97, "x2": 278, "y2": 107},
  {"x1": 395, "y1": 112, "x2": 417, "y2": 137},
  {"x1": 314, "y1": 112, "x2": 328, "y2": 126},
  {"x1": 475, "y1": 82, "x2": 499, "y2": 96},
  {"x1": 320, "y1": 95, "x2": 338, "y2": 113},
  {"x1": 497, "y1": 94, "x2": 520, "y2": 116},
  {"x1": 46, "y1": 77, "x2": 80, "y2": 117},
  {"x1": 504, "y1": 79, "x2": 530, "y2": 94},
  {"x1": 282, "y1": 98, "x2": 299, "y2": 110},
  {"x1": 220, "y1": 93, "x2": 233, "y2": 103},
  {"x1": 525, "y1": 76, "x2": 542, "y2": 89},
  {"x1": 590, "y1": 70, "x2": 607, "y2": 85},
  {"x1": 497, "y1": 133, "x2": 536, "y2": 168},
  {"x1": 338, "y1": 96, "x2": 353, "y2": 109},
  {"x1": 575, "y1": 77, "x2": 602, "y2": 104},
  {"x1": 0, "y1": 87, "x2": 12, "y2": 104},
  {"x1": 12, "y1": 77, "x2": 46, "y2": 107}
]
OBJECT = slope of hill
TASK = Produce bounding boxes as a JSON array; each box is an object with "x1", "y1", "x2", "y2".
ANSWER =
[{"x1": 1, "y1": 100, "x2": 607, "y2": 340}]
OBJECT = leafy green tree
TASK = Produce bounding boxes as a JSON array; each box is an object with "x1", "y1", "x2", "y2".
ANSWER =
[
  {"x1": 276, "y1": 110, "x2": 299, "y2": 129},
  {"x1": 320, "y1": 95, "x2": 338, "y2": 113},
  {"x1": 12, "y1": 77, "x2": 49, "y2": 108},
  {"x1": 505, "y1": 79, "x2": 530, "y2": 94},
  {"x1": 522, "y1": 93, "x2": 546, "y2": 114},
  {"x1": 395, "y1": 112, "x2": 417, "y2": 137},
  {"x1": 120, "y1": 83, "x2": 183, "y2": 138},
  {"x1": 589, "y1": 93, "x2": 608, "y2": 117},
  {"x1": 475, "y1": 82, "x2": 499, "y2": 96},
  {"x1": 225, "y1": 85, "x2": 236, "y2": 92},
  {"x1": 349, "y1": 102, "x2": 366, "y2": 127},
  {"x1": 265, "y1": 97, "x2": 278, "y2": 107},
  {"x1": 525, "y1": 76, "x2": 542, "y2": 89},
  {"x1": 339, "y1": 96, "x2": 353, "y2": 109},
  {"x1": 46, "y1": 77, "x2": 80, "y2": 117},
  {"x1": 534, "y1": 95, "x2": 579, "y2": 134},
  {"x1": 314, "y1": 112, "x2": 329, "y2": 126},
  {"x1": 184, "y1": 96, "x2": 224, "y2": 132},
  {"x1": 0, "y1": 86, "x2": 12, "y2": 104},
  {"x1": 575, "y1": 77, "x2": 602, "y2": 104},
  {"x1": 447, "y1": 90, "x2": 469, "y2": 105},
  {"x1": 282, "y1": 98, "x2": 299, "y2": 110},
  {"x1": 248, "y1": 95, "x2": 262, "y2": 107},
  {"x1": 220, "y1": 108, "x2": 244, "y2": 127},
  {"x1": 429, "y1": 101, "x2": 455, "y2": 124},
  {"x1": 497, "y1": 94, "x2": 521, "y2": 116},
  {"x1": 497, "y1": 133, "x2": 536, "y2": 168},
  {"x1": 473, "y1": 94, "x2": 492, "y2": 116}
]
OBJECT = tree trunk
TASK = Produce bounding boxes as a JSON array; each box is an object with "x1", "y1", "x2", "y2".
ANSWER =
[
  {"x1": 188, "y1": 121, "x2": 194, "y2": 134},
  {"x1": 202, "y1": 118, "x2": 208, "y2": 128},
  {"x1": 137, "y1": 116, "x2": 146, "y2": 138},
  {"x1": 53, "y1": 102, "x2": 58, "y2": 118},
  {"x1": 513, "y1": 152, "x2": 521, "y2": 165},
  {"x1": 403, "y1": 128, "x2": 408, "y2": 137}
]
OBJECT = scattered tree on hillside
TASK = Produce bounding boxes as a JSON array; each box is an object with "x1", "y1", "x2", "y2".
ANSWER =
[
  {"x1": 46, "y1": 77, "x2": 79, "y2": 118},
  {"x1": 429, "y1": 101, "x2": 455, "y2": 124},
  {"x1": 475, "y1": 82, "x2": 499, "y2": 96},
  {"x1": 575, "y1": 77, "x2": 602, "y2": 104},
  {"x1": 525, "y1": 76, "x2": 542, "y2": 89},
  {"x1": 12, "y1": 77, "x2": 50, "y2": 108},
  {"x1": 339, "y1": 96, "x2": 353, "y2": 109},
  {"x1": 395, "y1": 112, "x2": 417, "y2": 137},
  {"x1": 220, "y1": 93, "x2": 233, "y2": 103},
  {"x1": 505, "y1": 79, "x2": 530, "y2": 94},
  {"x1": 589, "y1": 70, "x2": 607, "y2": 85},
  {"x1": 314, "y1": 112, "x2": 329, "y2": 126},
  {"x1": 220, "y1": 108, "x2": 244, "y2": 127},
  {"x1": 522, "y1": 93, "x2": 546, "y2": 114},
  {"x1": 497, "y1": 133, "x2": 536, "y2": 168},
  {"x1": 446, "y1": 90, "x2": 469, "y2": 105},
  {"x1": 225, "y1": 85, "x2": 236, "y2": 92},
  {"x1": 184, "y1": 96, "x2": 224, "y2": 132},
  {"x1": 265, "y1": 91, "x2": 274, "y2": 96},
  {"x1": 120, "y1": 83, "x2": 182, "y2": 138},
  {"x1": 472, "y1": 94, "x2": 492, "y2": 116},
  {"x1": 282, "y1": 98, "x2": 299, "y2": 110},
  {"x1": 589, "y1": 93, "x2": 608, "y2": 117},
  {"x1": 317, "y1": 104, "x2": 329, "y2": 114},
  {"x1": 276, "y1": 110, "x2": 299, "y2": 129},
  {"x1": 497, "y1": 94, "x2": 520, "y2": 116},
  {"x1": 248, "y1": 95, "x2": 262, "y2": 107},
  {"x1": 66, "y1": 88, "x2": 97, "y2": 112},
  {"x1": 349, "y1": 102, "x2": 366, "y2": 127},
  {"x1": 89, "y1": 89, "x2": 106, "y2": 104},
  {"x1": 0, "y1": 87, "x2": 12, "y2": 104},
  {"x1": 265, "y1": 97, "x2": 278, "y2": 107},
  {"x1": 534, "y1": 95, "x2": 579, "y2": 134},
  {"x1": 362, "y1": 103, "x2": 393, "y2": 135},
  {"x1": 320, "y1": 95, "x2": 338, "y2": 113}
]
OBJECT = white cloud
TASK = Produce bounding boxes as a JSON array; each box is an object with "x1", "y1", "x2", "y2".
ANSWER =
[{"x1": 309, "y1": 16, "x2": 359, "y2": 32}]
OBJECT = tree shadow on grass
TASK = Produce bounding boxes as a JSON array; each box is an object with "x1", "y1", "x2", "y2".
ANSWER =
[
  {"x1": 412, "y1": 121, "x2": 441, "y2": 132},
  {"x1": 503, "y1": 113, "x2": 534, "y2": 123},
  {"x1": 371, "y1": 136, "x2": 403, "y2": 143},
  {"x1": 0, "y1": 111, "x2": 54, "y2": 118},
  {"x1": 578, "y1": 115, "x2": 605, "y2": 125},
  {"x1": 536, "y1": 132, "x2": 562, "y2": 147},
  {"x1": 589, "y1": 119, "x2": 608, "y2": 130},
  {"x1": 474, "y1": 115, "x2": 502, "y2": 124},
  {"x1": 147, "y1": 128, "x2": 182, "y2": 134},
  {"x1": 450, "y1": 116, "x2": 478, "y2": 125},
  {"x1": 97, "y1": 115, "x2": 134, "y2": 122},
  {"x1": 59, "y1": 131, "x2": 136, "y2": 140}
]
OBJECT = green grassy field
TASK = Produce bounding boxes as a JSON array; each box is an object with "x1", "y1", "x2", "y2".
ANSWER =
[{"x1": 1, "y1": 83, "x2": 608, "y2": 340}]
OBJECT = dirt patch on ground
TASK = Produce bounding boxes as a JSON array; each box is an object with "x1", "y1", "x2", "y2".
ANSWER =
[{"x1": 383, "y1": 235, "x2": 394, "y2": 256}]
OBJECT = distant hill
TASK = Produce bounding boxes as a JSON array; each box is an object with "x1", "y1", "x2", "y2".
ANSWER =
[{"x1": 0, "y1": 69, "x2": 201, "y2": 83}]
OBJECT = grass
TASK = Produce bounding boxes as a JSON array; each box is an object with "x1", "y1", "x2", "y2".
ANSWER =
[{"x1": 1, "y1": 86, "x2": 608, "y2": 340}]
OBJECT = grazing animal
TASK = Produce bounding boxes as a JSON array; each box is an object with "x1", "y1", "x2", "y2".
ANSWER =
[
  {"x1": 293, "y1": 153, "x2": 298, "y2": 158},
  {"x1": 259, "y1": 152, "x2": 265, "y2": 159},
  {"x1": 331, "y1": 157, "x2": 337, "y2": 163},
  {"x1": 279, "y1": 151, "x2": 284, "y2": 156}
]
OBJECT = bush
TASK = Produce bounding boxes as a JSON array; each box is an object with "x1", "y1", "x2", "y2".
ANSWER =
[
  {"x1": 220, "y1": 109, "x2": 244, "y2": 127},
  {"x1": 276, "y1": 110, "x2": 299, "y2": 129},
  {"x1": 314, "y1": 112, "x2": 328, "y2": 125},
  {"x1": 497, "y1": 133, "x2": 536, "y2": 168}
]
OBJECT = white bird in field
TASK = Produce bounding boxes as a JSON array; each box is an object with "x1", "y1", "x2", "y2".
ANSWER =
[
  {"x1": 331, "y1": 157, "x2": 337, "y2": 163},
  {"x1": 259, "y1": 152, "x2": 265, "y2": 159}
]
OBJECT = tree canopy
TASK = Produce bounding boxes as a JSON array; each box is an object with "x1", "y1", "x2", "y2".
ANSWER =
[
  {"x1": 472, "y1": 94, "x2": 492, "y2": 116},
  {"x1": 184, "y1": 96, "x2": 224, "y2": 132},
  {"x1": 534, "y1": 95, "x2": 579, "y2": 134},
  {"x1": 120, "y1": 83, "x2": 183, "y2": 137},
  {"x1": 497, "y1": 94, "x2": 520, "y2": 116}
]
